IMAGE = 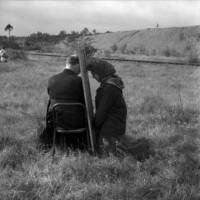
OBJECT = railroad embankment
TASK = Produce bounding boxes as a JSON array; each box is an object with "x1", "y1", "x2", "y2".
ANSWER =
[{"x1": 89, "y1": 25, "x2": 200, "y2": 64}]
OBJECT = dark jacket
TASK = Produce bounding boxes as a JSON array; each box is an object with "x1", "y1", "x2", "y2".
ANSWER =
[
  {"x1": 95, "y1": 80, "x2": 127, "y2": 138},
  {"x1": 47, "y1": 69, "x2": 85, "y2": 129}
]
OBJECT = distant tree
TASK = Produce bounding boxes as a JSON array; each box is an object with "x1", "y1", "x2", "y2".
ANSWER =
[
  {"x1": 4, "y1": 24, "x2": 13, "y2": 39},
  {"x1": 67, "y1": 31, "x2": 80, "y2": 43},
  {"x1": 71, "y1": 30, "x2": 79, "y2": 35},
  {"x1": 80, "y1": 27, "x2": 90, "y2": 36},
  {"x1": 92, "y1": 29, "x2": 97, "y2": 35},
  {"x1": 58, "y1": 30, "x2": 67, "y2": 39}
]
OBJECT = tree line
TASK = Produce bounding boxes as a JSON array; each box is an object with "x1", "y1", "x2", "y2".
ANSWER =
[{"x1": 1, "y1": 24, "x2": 111, "y2": 51}]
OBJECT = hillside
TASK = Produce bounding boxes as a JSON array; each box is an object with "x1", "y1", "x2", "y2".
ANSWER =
[{"x1": 89, "y1": 26, "x2": 200, "y2": 60}]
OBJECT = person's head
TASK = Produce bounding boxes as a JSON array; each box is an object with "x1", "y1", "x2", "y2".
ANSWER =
[
  {"x1": 87, "y1": 58, "x2": 116, "y2": 82},
  {"x1": 66, "y1": 55, "x2": 80, "y2": 74}
]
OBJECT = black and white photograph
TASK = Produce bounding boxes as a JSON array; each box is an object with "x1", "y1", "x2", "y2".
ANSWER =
[{"x1": 0, "y1": 0, "x2": 200, "y2": 199}]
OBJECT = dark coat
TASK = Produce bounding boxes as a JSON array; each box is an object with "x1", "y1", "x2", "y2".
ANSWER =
[
  {"x1": 47, "y1": 69, "x2": 85, "y2": 129},
  {"x1": 95, "y1": 83, "x2": 127, "y2": 138},
  {"x1": 48, "y1": 69, "x2": 84, "y2": 103}
]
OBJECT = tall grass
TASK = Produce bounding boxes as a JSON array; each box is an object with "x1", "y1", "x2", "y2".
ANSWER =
[{"x1": 0, "y1": 59, "x2": 199, "y2": 199}]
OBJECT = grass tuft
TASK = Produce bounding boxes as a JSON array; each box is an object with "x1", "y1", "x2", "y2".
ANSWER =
[
  {"x1": 140, "y1": 96, "x2": 166, "y2": 114},
  {"x1": 0, "y1": 135, "x2": 20, "y2": 151},
  {"x1": 0, "y1": 138, "x2": 38, "y2": 169}
]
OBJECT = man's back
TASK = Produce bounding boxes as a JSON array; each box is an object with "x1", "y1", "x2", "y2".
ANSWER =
[
  {"x1": 48, "y1": 69, "x2": 85, "y2": 129},
  {"x1": 48, "y1": 69, "x2": 84, "y2": 103}
]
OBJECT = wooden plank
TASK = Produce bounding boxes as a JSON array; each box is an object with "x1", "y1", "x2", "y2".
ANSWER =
[{"x1": 78, "y1": 47, "x2": 96, "y2": 153}]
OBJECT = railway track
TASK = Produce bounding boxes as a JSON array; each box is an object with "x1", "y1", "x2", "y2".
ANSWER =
[
  {"x1": 100, "y1": 57, "x2": 199, "y2": 66},
  {"x1": 26, "y1": 52, "x2": 200, "y2": 66}
]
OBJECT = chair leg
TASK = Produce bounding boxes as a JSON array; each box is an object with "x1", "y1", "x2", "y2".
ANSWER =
[
  {"x1": 85, "y1": 130, "x2": 90, "y2": 150},
  {"x1": 63, "y1": 135, "x2": 66, "y2": 150},
  {"x1": 52, "y1": 130, "x2": 56, "y2": 157}
]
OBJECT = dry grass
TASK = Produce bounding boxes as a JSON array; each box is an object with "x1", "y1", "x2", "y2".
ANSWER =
[{"x1": 0, "y1": 58, "x2": 199, "y2": 199}]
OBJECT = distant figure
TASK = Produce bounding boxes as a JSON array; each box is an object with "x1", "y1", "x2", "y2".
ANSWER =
[
  {"x1": 39, "y1": 55, "x2": 86, "y2": 149},
  {"x1": 0, "y1": 46, "x2": 7, "y2": 62},
  {"x1": 86, "y1": 57, "x2": 127, "y2": 154}
]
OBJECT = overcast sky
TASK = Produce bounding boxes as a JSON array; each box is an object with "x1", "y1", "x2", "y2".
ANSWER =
[{"x1": 0, "y1": 0, "x2": 200, "y2": 36}]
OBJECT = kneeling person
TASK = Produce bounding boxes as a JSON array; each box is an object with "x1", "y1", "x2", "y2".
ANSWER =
[{"x1": 87, "y1": 58, "x2": 127, "y2": 154}]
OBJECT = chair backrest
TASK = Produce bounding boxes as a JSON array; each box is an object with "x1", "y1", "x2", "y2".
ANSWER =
[
  {"x1": 52, "y1": 103, "x2": 86, "y2": 132},
  {"x1": 51, "y1": 103, "x2": 88, "y2": 155}
]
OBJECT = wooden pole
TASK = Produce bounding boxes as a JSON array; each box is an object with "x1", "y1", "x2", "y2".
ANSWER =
[{"x1": 78, "y1": 46, "x2": 96, "y2": 153}]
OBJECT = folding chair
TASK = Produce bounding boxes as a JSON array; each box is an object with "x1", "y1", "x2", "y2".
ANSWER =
[{"x1": 51, "y1": 103, "x2": 88, "y2": 155}]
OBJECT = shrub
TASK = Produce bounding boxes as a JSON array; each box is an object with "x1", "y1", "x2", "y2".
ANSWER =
[
  {"x1": 120, "y1": 44, "x2": 127, "y2": 54},
  {"x1": 7, "y1": 49, "x2": 27, "y2": 60},
  {"x1": 110, "y1": 44, "x2": 118, "y2": 53},
  {"x1": 162, "y1": 47, "x2": 171, "y2": 57},
  {"x1": 130, "y1": 49, "x2": 136, "y2": 54},
  {"x1": 131, "y1": 46, "x2": 144, "y2": 55},
  {"x1": 139, "y1": 45, "x2": 146, "y2": 54},
  {"x1": 179, "y1": 32, "x2": 185, "y2": 41},
  {"x1": 104, "y1": 50, "x2": 111, "y2": 58},
  {"x1": 152, "y1": 49, "x2": 156, "y2": 56},
  {"x1": 188, "y1": 51, "x2": 200, "y2": 65},
  {"x1": 2, "y1": 40, "x2": 22, "y2": 50},
  {"x1": 185, "y1": 42, "x2": 192, "y2": 51},
  {"x1": 162, "y1": 47, "x2": 181, "y2": 57},
  {"x1": 197, "y1": 33, "x2": 200, "y2": 41},
  {"x1": 170, "y1": 49, "x2": 181, "y2": 57},
  {"x1": 25, "y1": 42, "x2": 42, "y2": 51}
]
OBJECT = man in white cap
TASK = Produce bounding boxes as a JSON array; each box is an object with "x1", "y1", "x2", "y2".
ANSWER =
[{"x1": 0, "y1": 46, "x2": 7, "y2": 62}]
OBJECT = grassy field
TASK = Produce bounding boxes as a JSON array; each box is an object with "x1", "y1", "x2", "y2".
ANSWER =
[{"x1": 0, "y1": 57, "x2": 200, "y2": 200}]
